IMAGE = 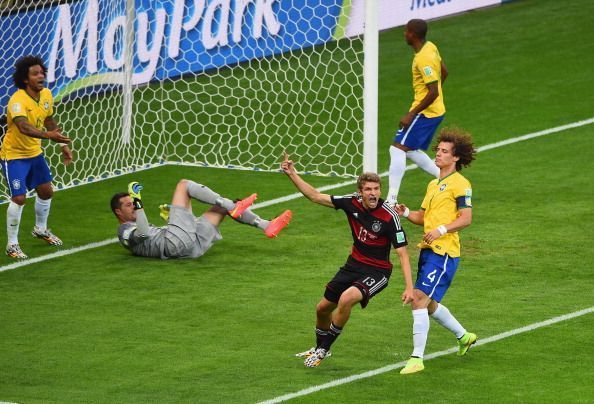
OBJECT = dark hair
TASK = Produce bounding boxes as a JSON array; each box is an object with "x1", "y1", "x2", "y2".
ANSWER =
[
  {"x1": 357, "y1": 172, "x2": 381, "y2": 190},
  {"x1": 435, "y1": 127, "x2": 477, "y2": 171},
  {"x1": 407, "y1": 19, "x2": 428, "y2": 40},
  {"x1": 110, "y1": 192, "x2": 129, "y2": 216},
  {"x1": 13, "y1": 55, "x2": 47, "y2": 90}
]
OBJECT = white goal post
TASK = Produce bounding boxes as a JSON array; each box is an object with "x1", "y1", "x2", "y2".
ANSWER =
[{"x1": 0, "y1": 0, "x2": 379, "y2": 202}]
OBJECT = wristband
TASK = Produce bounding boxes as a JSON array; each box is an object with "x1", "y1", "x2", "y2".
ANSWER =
[
  {"x1": 402, "y1": 207, "x2": 410, "y2": 218},
  {"x1": 437, "y1": 225, "x2": 447, "y2": 236},
  {"x1": 58, "y1": 143, "x2": 68, "y2": 147},
  {"x1": 132, "y1": 198, "x2": 144, "y2": 210}
]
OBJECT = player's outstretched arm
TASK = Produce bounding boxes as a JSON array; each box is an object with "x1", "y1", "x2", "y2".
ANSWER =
[{"x1": 281, "y1": 152, "x2": 333, "y2": 208}]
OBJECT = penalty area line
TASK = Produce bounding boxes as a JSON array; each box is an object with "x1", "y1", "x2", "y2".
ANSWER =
[
  {"x1": 258, "y1": 306, "x2": 594, "y2": 404},
  {"x1": 1, "y1": 116, "x2": 593, "y2": 272}
]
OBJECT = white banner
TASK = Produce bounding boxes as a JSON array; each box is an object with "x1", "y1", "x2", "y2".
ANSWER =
[{"x1": 345, "y1": 0, "x2": 501, "y2": 37}]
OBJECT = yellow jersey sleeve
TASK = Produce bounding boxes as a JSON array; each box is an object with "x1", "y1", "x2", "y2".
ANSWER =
[{"x1": 1, "y1": 89, "x2": 53, "y2": 160}]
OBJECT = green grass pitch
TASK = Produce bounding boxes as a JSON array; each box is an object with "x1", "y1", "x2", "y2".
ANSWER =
[{"x1": 1, "y1": 0, "x2": 594, "y2": 402}]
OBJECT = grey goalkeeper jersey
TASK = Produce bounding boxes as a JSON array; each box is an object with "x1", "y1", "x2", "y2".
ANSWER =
[{"x1": 118, "y1": 222, "x2": 167, "y2": 258}]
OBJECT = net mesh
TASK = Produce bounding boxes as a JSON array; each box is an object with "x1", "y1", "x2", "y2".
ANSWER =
[{"x1": 0, "y1": 0, "x2": 364, "y2": 202}]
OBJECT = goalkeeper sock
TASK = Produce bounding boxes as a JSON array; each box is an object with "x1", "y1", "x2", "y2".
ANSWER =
[
  {"x1": 186, "y1": 181, "x2": 235, "y2": 211},
  {"x1": 232, "y1": 208, "x2": 269, "y2": 230},
  {"x1": 388, "y1": 145, "x2": 407, "y2": 202},
  {"x1": 319, "y1": 322, "x2": 342, "y2": 351},
  {"x1": 34, "y1": 197, "x2": 52, "y2": 230},
  {"x1": 406, "y1": 150, "x2": 440, "y2": 178},
  {"x1": 6, "y1": 201, "x2": 24, "y2": 245}
]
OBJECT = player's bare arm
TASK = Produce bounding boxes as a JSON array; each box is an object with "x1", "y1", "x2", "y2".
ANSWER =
[
  {"x1": 281, "y1": 152, "x2": 333, "y2": 207},
  {"x1": 422, "y1": 207, "x2": 472, "y2": 244},
  {"x1": 399, "y1": 82, "x2": 439, "y2": 129},
  {"x1": 395, "y1": 245, "x2": 414, "y2": 304},
  {"x1": 441, "y1": 60, "x2": 448, "y2": 83},
  {"x1": 45, "y1": 117, "x2": 74, "y2": 165},
  {"x1": 14, "y1": 116, "x2": 71, "y2": 143},
  {"x1": 395, "y1": 203, "x2": 425, "y2": 226}
]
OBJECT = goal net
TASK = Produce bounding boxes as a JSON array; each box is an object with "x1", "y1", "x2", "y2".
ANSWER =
[{"x1": 0, "y1": 0, "x2": 366, "y2": 202}]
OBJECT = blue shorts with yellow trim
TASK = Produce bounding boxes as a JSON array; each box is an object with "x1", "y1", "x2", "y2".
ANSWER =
[
  {"x1": 1, "y1": 154, "x2": 53, "y2": 197},
  {"x1": 415, "y1": 248, "x2": 459, "y2": 302},
  {"x1": 394, "y1": 113, "x2": 445, "y2": 150}
]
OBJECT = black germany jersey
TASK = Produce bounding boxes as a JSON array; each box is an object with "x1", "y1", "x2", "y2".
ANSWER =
[{"x1": 331, "y1": 193, "x2": 408, "y2": 271}]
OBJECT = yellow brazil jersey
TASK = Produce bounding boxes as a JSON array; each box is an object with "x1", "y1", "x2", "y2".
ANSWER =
[
  {"x1": 410, "y1": 41, "x2": 445, "y2": 118},
  {"x1": 1, "y1": 88, "x2": 54, "y2": 160},
  {"x1": 419, "y1": 171, "x2": 472, "y2": 257}
]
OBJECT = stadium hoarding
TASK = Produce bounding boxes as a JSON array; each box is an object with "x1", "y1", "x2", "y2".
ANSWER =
[
  {"x1": 0, "y1": 0, "x2": 343, "y2": 107},
  {"x1": 0, "y1": 0, "x2": 502, "y2": 108},
  {"x1": 343, "y1": 0, "x2": 503, "y2": 37}
]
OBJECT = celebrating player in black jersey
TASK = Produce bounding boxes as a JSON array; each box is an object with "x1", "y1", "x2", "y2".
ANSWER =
[{"x1": 282, "y1": 152, "x2": 414, "y2": 368}]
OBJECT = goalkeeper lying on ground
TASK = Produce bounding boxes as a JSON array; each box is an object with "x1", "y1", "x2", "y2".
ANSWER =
[{"x1": 110, "y1": 179, "x2": 292, "y2": 259}]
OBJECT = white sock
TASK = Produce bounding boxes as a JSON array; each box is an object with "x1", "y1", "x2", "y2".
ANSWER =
[
  {"x1": 35, "y1": 197, "x2": 52, "y2": 230},
  {"x1": 388, "y1": 146, "x2": 407, "y2": 203},
  {"x1": 406, "y1": 150, "x2": 440, "y2": 178},
  {"x1": 430, "y1": 303, "x2": 466, "y2": 339},
  {"x1": 7, "y1": 201, "x2": 24, "y2": 245},
  {"x1": 411, "y1": 308, "x2": 430, "y2": 359}
]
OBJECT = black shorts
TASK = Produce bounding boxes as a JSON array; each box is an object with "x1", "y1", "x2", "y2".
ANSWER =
[{"x1": 324, "y1": 262, "x2": 391, "y2": 308}]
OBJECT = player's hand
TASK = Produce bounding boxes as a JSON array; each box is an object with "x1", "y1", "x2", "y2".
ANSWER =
[
  {"x1": 394, "y1": 203, "x2": 408, "y2": 216},
  {"x1": 401, "y1": 287, "x2": 414, "y2": 305},
  {"x1": 46, "y1": 129, "x2": 71, "y2": 144},
  {"x1": 399, "y1": 112, "x2": 415, "y2": 129},
  {"x1": 281, "y1": 151, "x2": 295, "y2": 175},
  {"x1": 422, "y1": 229, "x2": 442, "y2": 244},
  {"x1": 128, "y1": 182, "x2": 144, "y2": 210},
  {"x1": 61, "y1": 145, "x2": 73, "y2": 166},
  {"x1": 128, "y1": 182, "x2": 143, "y2": 200}
]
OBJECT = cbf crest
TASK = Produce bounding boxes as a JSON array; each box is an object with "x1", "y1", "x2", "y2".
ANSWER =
[
  {"x1": 44, "y1": 101, "x2": 50, "y2": 110},
  {"x1": 12, "y1": 179, "x2": 21, "y2": 190},
  {"x1": 372, "y1": 221, "x2": 382, "y2": 233},
  {"x1": 440, "y1": 184, "x2": 447, "y2": 191}
]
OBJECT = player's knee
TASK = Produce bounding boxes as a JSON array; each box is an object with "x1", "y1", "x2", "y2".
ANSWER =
[
  {"x1": 11, "y1": 195, "x2": 26, "y2": 205},
  {"x1": 316, "y1": 300, "x2": 334, "y2": 316}
]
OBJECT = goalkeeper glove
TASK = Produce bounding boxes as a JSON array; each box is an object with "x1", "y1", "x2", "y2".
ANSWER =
[
  {"x1": 159, "y1": 204, "x2": 170, "y2": 221},
  {"x1": 128, "y1": 181, "x2": 144, "y2": 210}
]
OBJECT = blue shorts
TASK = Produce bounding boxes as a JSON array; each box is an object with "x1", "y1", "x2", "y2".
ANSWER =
[
  {"x1": 415, "y1": 248, "x2": 460, "y2": 302},
  {"x1": 1, "y1": 154, "x2": 53, "y2": 197},
  {"x1": 393, "y1": 114, "x2": 445, "y2": 150}
]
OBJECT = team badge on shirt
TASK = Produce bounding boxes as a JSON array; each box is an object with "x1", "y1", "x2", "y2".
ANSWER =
[
  {"x1": 11, "y1": 103, "x2": 21, "y2": 113},
  {"x1": 372, "y1": 221, "x2": 382, "y2": 232},
  {"x1": 440, "y1": 184, "x2": 447, "y2": 191},
  {"x1": 44, "y1": 102, "x2": 49, "y2": 110}
]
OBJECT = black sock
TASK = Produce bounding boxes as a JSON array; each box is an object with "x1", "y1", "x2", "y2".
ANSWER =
[
  {"x1": 319, "y1": 322, "x2": 342, "y2": 351},
  {"x1": 315, "y1": 328, "x2": 328, "y2": 347}
]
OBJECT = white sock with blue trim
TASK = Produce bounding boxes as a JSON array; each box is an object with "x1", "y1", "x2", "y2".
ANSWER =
[
  {"x1": 411, "y1": 308, "x2": 430, "y2": 359},
  {"x1": 406, "y1": 149, "x2": 440, "y2": 178},
  {"x1": 7, "y1": 201, "x2": 24, "y2": 245},
  {"x1": 35, "y1": 197, "x2": 52, "y2": 230},
  {"x1": 430, "y1": 303, "x2": 466, "y2": 339},
  {"x1": 388, "y1": 145, "x2": 406, "y2": 204}
]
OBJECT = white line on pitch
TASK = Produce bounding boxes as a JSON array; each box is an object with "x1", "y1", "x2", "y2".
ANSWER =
[
  {"x1": 258, "y1": 305, "x2": 594, "y2": 404},
  {"x1": 1, "y1": 116, "x2": 593, "y2": 273}
]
